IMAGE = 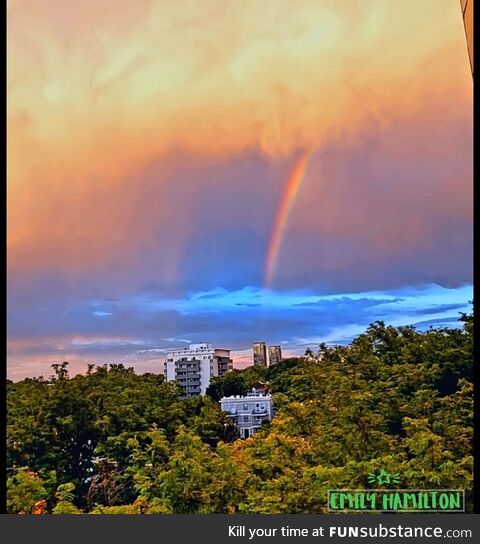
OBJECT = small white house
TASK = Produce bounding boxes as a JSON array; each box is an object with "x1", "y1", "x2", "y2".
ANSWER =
[{"x1": 220, "y1": 389, "x2": 274, "y2": 438}]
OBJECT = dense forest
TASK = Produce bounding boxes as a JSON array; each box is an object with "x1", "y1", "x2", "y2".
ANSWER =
[{"x1": 7, "y1": 314, "x2": 473, "y2": 513}]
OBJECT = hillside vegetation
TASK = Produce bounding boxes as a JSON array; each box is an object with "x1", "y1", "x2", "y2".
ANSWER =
[{"x1": 7, "y1": 314, "x2": 473, "y2": 513}]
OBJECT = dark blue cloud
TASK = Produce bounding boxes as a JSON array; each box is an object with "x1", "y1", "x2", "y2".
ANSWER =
[
  {"x1": 414, "y1": 303, "x2": 469, "y2": 315},
  {"x1": 411, "y1": 316, "x2": 467, "y2": 329}
]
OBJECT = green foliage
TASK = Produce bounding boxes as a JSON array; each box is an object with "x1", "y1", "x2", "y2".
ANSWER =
[
  {"x1": 7, "y1": 468, "x2": 47, "y2": 514},
  {"x1": 7, "y1": 314, "x2": 473, "y2": 513},
  {"x1": 52, "y1": 483, "x2": 81, "y2": 514}
]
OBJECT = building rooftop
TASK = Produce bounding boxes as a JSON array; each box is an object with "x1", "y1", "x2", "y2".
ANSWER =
[
  {"x1": 221, "y1": 391, "x2": 271, "y2": 400},
  {"x1": 166, "y1": 343, "x2": 230, "y2": 353}
]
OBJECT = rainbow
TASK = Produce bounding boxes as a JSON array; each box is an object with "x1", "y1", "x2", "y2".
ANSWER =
[{"x1": 264, "y1": 150, "x2": 312, "y2": 288}]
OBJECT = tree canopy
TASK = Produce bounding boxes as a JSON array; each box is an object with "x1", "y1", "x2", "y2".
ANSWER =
[{"x1": 7, "y1": 314, "x2": 473, "y2": 513}]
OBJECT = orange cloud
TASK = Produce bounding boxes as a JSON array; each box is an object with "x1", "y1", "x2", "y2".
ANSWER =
[
  {"x1": 8, "y1": 0, "x2": 471, "y2": 177},
  {"x1": 7, "y1": 0, "x2": 472, "y2": 282}
]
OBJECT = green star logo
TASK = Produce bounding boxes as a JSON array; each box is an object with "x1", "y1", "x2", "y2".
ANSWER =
[{"x1": 367, "y1": 469, "x2": 400, "y2": 487}]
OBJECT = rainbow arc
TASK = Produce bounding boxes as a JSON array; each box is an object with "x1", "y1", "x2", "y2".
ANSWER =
[{"x1": 264, "y1": 149, "x2": 312, "y2": 288}]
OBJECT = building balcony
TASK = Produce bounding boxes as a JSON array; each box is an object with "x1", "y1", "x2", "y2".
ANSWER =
[
  {"x1": 175, "y1": 372, "x2": 201, "y2": 379},
  {"x1": 178, "y1": 380, "x2": 201, "y2": 387}
]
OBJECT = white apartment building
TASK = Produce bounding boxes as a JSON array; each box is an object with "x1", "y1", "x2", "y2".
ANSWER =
[
  {"x1": 220, "y1": 390, "x2": 274, "y2": 439},
  {"x1": 164, "y1": 343, "x2": 233, "y2": 397}
]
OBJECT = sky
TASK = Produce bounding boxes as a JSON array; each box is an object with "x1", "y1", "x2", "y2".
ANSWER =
[{"x1": 7, "y1": 0, "x2": 473, "y2": 380}]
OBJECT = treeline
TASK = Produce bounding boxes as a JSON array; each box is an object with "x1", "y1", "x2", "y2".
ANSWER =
[{"x1": 7, "y1": 314, "x2": 473, "y2": 513}]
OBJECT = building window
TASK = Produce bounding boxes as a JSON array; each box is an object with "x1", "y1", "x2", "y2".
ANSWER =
[
  {"x1": 243, "y1": 415, "x2": 249, "y2": 422},
  {"x1": 243, "y1": 403, "x2": 248, "y2": 410}
]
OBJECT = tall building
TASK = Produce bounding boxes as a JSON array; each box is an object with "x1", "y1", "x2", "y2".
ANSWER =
[
  {"x1": 164, "y1": 343, "x2": 233, "y2": 397},
  {"x1": 268, "y1": 345, "x2": 282, "y2": 366},
  {"x1": 460, "y1": 0, "x2": 473, "y2": 76},
  {"x1": 253, "y1": 341, "x2": 267, "y2": 367},
  {"x1": 220, "y1": 389, "x2": 274, "y2": 439}
]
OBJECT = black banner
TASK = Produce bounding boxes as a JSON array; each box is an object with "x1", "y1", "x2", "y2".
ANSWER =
[{"x1": 0, "y1": 514, "x2": 477, "y2": 543}]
